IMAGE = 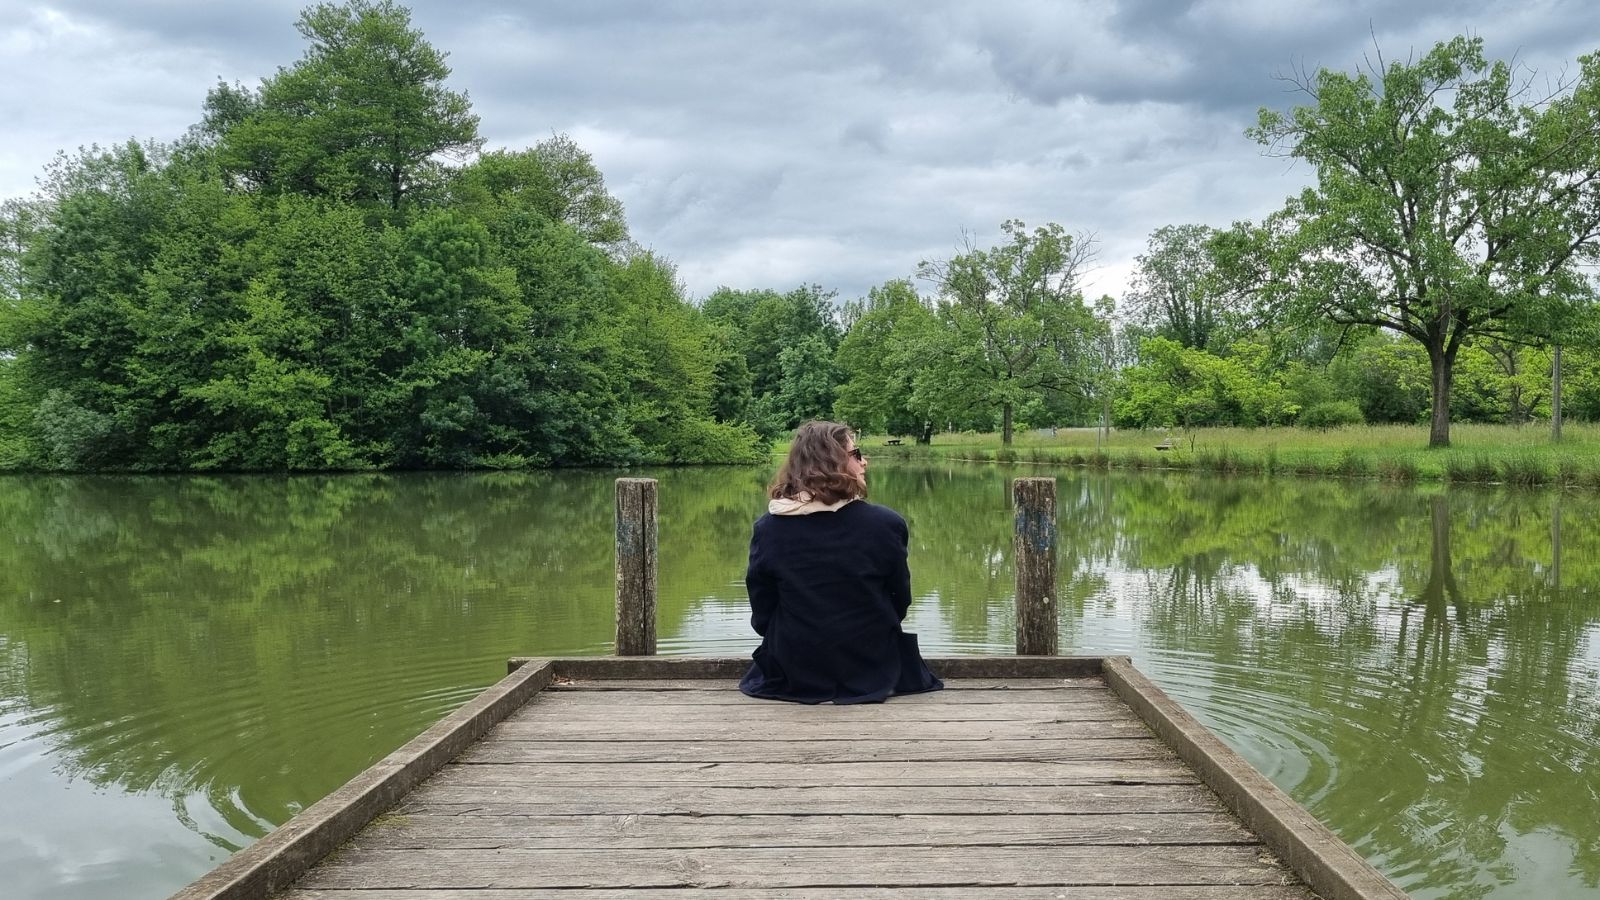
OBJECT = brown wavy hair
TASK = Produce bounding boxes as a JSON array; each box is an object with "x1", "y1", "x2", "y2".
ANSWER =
[{"x1": 768, "y1": 420, "x2": 866, "y2": 503}]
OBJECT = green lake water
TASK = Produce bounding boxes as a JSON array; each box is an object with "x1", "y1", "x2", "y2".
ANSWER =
[{"x1": 2, "y1": 463, "x2": 1598, "y2": 899}]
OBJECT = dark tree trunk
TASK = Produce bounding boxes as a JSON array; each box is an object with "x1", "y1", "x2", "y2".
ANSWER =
[
  {"x1": 1507, "y1": 353, "x2": 1526, "y2": 423},
  {"x1": 1428, "y1": 344, "x2": 1454, "y2": 448},
  {"x1": 1002, "y1": 403, "x2": 1014, "y2": 446}
]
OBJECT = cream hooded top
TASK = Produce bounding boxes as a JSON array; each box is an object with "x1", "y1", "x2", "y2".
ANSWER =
[{"x1": 768, "y1": 492, "x2": 856, "y2": 516}]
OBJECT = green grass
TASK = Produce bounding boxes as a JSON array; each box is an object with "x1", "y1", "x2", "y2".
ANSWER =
[{"x1": 833, "y1": 422, "x2": 1600, "y2": 487}]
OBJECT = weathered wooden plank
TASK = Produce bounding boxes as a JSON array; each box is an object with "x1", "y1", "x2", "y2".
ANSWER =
[
  {"x1": 544, "y1": 677, "x2": 1104, "y2": 692},
  {"x1": 344, "y1": 811, "x2": 1259, "y2": 850},
  {"x1": 531, "y1": 687, "x2": 1119, "y2": 706},
  {"x1": 1105, "y1": 657, "x2": 1404, "y2": 900},
  {"x1": 285, "y1": 887, "x2": 1318, "y2": 900},
  {"x1": 396, "y1": 783, "x2": 1223, "y2": 816},
  {"x1": 428, "y1": 759, "x2": 1196, "y2": 787},
  {"x1": 514, "y1": 657, "x2": 1108, "y2": 681},
  {"x1": 461, "y1": 737, "x2": 1179, "y2": 764},
  {"x1": 295, "y1": 844, "x2": 1293, "y2": 890},
  {"x1": 512, "y1": 700, "x2": 1136, "y2": 723},
  {"x1": 487, "y1": 718, "x2": 1152, "y2": 741}
]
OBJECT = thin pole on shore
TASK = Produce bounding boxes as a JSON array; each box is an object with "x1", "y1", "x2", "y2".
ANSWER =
[
  {"x1": 1013, "y1": 476, "x2": 1058, "y2": 656},
  {"x1": 615, "y1": 477, "x2": 658, "y2": 656}
]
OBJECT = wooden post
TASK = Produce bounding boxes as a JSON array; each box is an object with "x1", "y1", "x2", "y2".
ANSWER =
[
  {"x1": 1013, "y1": 476, "x2": 1057, "y2": 656},
  {"x1": 615, "y1": 478, "x2": 657, "y2": 656},
  {"x1": 1552, "y1": 343, "x2": 1563, "y2": 443}
]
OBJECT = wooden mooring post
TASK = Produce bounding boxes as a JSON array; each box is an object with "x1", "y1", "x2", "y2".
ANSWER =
[
  {"x1": 614, "y1": 477, "x2": 658, "y2": 656},
  {"x1": 1013, "y1": 476, "x2": 1058, "y2": 655}
]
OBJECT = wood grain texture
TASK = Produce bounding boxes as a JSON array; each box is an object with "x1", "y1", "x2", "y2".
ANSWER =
[
  {"x1": 1012, "y1": 477, "x2": 1058, "y2": 656},
  {"x1": 285, "y1": 888, "x2": 1316, "y2": 900},
  {"x1": 527, "y1": 688, "x2": 1122, "y2": 706},
  {"x1": 458, "y1": 737, "x2": 1178, "y2": 764},
  {"x1": 294, "y1": 844, "x2": 1295, "y2": 890},
  {"x1": 395, "y1": 783, "x2": 1226, "y2": 816},
  {"x1": 342, "y1": 811, "x2": 1258, "y2": 850},
  {"x1": 613, "y1": 478, "x2": 657, "y2": 656},
  {"x1": 426, "y1": 759, "x2": 1196, "y2": 787},
  {"x1": 485, "y1": 718, "x2": 1153, "y2": 741}
]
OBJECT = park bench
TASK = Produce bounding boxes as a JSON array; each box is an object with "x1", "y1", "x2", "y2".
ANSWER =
[
  {"x1": 1154, "y1": 437, "x2": 1175, "y2": 451},
  {"x1": 885, "y1": 438, "x2": 903, "y2": 446}
]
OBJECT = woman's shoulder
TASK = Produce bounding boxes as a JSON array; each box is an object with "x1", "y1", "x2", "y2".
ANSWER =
[{"x1": 844, "y1": 500, "x2": 906, "y2": 528}]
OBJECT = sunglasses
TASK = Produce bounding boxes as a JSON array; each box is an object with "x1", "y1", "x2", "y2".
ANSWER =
[{"x1": 848, "y1": 448, "x2": 866, "y2": 461}]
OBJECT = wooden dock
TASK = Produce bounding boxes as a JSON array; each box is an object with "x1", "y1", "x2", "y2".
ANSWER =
[{"x1": 173, "y1": 656, "x2": 1407, "y2": 900}]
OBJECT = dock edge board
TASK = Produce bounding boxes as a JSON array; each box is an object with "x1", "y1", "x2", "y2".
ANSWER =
[{"x1": 169, "y1": 654, "x2": 1407, "y2": 900}]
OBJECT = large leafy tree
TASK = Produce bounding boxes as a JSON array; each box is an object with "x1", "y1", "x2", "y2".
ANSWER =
[
  {"x1": 918, "y1": 220, "x2": 1097, "y2": 444},
  {"x1": 1250, "y1": 36, "x2": 1600, "y2": 447},
  {"x1": 212, "y1": 0, "x2": 481, "y2": 210},
  {"x1": 833, "y1": 280, "x2": 940, "y2": 438},
  {"x1": 1125, "y1": 224, "x2": 1243, "y2": 352}
]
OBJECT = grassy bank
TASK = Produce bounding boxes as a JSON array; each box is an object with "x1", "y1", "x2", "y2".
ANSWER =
[{"x1": 847, "y1": 423, "x2": 1600, "y2": 487}]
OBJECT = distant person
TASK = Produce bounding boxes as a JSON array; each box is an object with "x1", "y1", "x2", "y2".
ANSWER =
[{"x1": 739, "y1": 420, "x2": 944, "y2": 703}]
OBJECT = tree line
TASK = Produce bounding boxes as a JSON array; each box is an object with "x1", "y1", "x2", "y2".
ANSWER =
[{"x1": 3, "y1": 5, "x2": 1599, "y2": 470}]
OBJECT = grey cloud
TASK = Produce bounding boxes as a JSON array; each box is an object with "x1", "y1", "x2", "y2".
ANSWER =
[{"x1": 840, "y1": 119, "x2": 888, "y2": 152}]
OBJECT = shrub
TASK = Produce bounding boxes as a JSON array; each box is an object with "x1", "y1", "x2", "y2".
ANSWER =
[
  {"x1": 1470, "y1": 455, "x2": 1498, "y2": 483},
  {"x1": 34, "y1": 390, "x2": 117, "y2": 471},
  {"x1": 1499, "y1": 456, "x2": 1549, "y2": 486},
  {"x1": 1334, "y1": 450, "x2": 1371, "y2": 477},
  {"x1": 1558, "y1": 459, "x2": 1579, "y2": 487},
  {"x1": 1297, "y1": 401, "x2": 1365, "y2": 430},
  {"x1": 1377, "y1": 458, "x2": 1419, "y2": 481}
]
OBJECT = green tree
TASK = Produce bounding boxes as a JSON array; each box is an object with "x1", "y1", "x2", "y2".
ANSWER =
[
  {"x1": 1250, "y1": 36, "x2": 1600, "y2": 446},
  {"x1": 833, "y1": 280, "x2": 932, "y2": 436},
  {"x1": 918, "y1": 220, "x2": 1097, "y2": 443},
  {"x1": 1125, "y1": 224, "x2": 1241, "y2": 352},
  {"x1": 452, "y1": 136, "x2": 629, "y2": 248},
  {"x1": 213, "y1": 0, "x2": 481, "y2": 210}
]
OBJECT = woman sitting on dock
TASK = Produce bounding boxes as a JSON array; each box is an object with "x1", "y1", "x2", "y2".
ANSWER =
[{"x1": 739, "y1": 420, "x2": 943, "y2": 704}]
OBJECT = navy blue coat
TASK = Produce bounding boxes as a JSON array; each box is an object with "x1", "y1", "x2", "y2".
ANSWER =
[{"x1": 739, "y1": 500, "x2": 943, "y2": 704}]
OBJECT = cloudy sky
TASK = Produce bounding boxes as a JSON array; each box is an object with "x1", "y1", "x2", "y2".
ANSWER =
[{"x1": 3, "y1": 0, "x2": 1598, "y2": 303}]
